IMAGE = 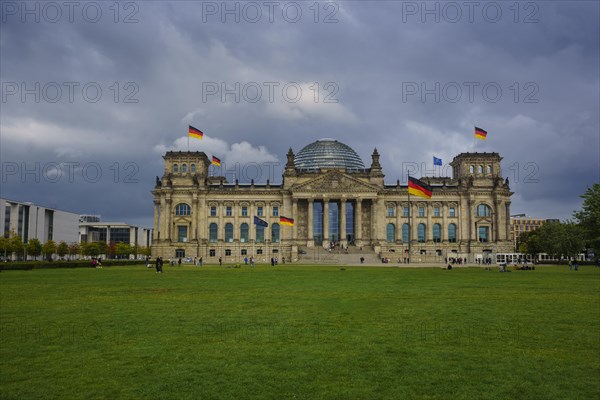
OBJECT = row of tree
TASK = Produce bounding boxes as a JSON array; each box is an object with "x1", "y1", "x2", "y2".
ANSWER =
[
  {"x1": 518, "y1": 184, "x2": 599, "y2": 259},
  {"x1": 0, "y1": 235, "x2": 151, "y2": 261}
]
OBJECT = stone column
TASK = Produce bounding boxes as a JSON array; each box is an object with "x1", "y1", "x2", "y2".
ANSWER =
[
  {"x1": 165, "y1": 196, "x2": 172, "y2": 241},
  {"x1": 249, "y1": 201, "x2": 256, "y2": 242},
  {"x1": 191, "y1": 195, "x2": 198, "y2": 240},
  {"x1": 427, "y1": 203, "x2": 433, "y2": 243},
  {"x1": 197, "y1": 197, "x2": 206, "y2": 242},
  {"x1": 442, "y1": 203, "x2": 448, "y2": 243},
  {"x1": 218, "y1": 201, "x2": 223, "y2": 241},
  {"x1": 153, "y1": 200, "x2": 160, "y2": 240},
  {"x1": 340, "y1": 198, "x2": 347, "y2": 244},
  {"x1": 307, "y1": 199, "x2": 314, "y2": 246},
  {"x1": 292, "y1": 198, "x2": 298, "y2": 240},
  {"x1": 411, "y1": 203, "x2": 417, "y2": 242},
  {"x1": 323, "y1": 198, "x2": 329, "y2": 246},
  {"x1": 395, "y1": 201, "x2": 401, "y2": 242},
  {"x1": 370, "y1": 199, "x2": 377, "y2": 243},
  {"x1": 355, "y1": 199, "x2": 362, "y2": 243},
  {"x1": 234, "y1": 200, "x2": 239, "y2": 241}
]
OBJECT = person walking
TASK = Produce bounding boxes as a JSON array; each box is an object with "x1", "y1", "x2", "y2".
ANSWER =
[
  {"x1": 219, "y1": 257, "x2": 222, "y2": 266},
  {"x1": 199, "y1": 256, "x2": 203, "y2": 267},
  {"x1": 155, "y1": 257, "x2": 161, "y2": 273}
]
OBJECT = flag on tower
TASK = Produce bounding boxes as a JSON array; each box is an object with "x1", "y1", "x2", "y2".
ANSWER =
[
  {"x1": 188, "y1": 125, "x2": 204, "y2": 140},
  {"x1": 433, "y1": 156, "x2": 442, "y2": 166},
  {"x1": 254, "y1": 216, "x2": 268, "y2": 227},
  {"x1": 475, "y1": 127, "x2": 487, "y2": 140},
  {"x1": 279, "y1": 216, "x2": 294, "y2": 226},
  {"x1": 211, "y1": 156, "x2": 221, "y2": 166},
  {"x1": 408, "y1": 176, "x2": 433, "y2": 199}
]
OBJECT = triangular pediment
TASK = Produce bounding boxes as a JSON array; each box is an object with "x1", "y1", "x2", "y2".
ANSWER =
[{"x1": 290, "y1": 171, "x2": 379, "y2": 193}]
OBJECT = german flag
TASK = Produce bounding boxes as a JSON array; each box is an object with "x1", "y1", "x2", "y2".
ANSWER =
[
  {"x1": 279, "y1": 216, "x2": 294, "y2": 226},
  {"x1": 211, "y1": 156, "x2": 221, "y2": 166},
  {"x1": 475, "y1": 126, "x2": 487, "y2": 140},
  {"x1": 188, "y1": 125, "x2": 204, "y2": 140},
  {"x1": 408, "y1": 176, "x2": 432, "y2": 199}
]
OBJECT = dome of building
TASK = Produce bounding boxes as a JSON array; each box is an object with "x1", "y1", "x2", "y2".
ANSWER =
[{"x1": 294, "y1": 139, "x2": 365, "y2": 171}]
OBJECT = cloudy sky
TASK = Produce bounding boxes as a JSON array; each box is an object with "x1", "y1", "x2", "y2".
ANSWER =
[{"x1": 1, "y1": 0, "x2": 598, "y2": 227}]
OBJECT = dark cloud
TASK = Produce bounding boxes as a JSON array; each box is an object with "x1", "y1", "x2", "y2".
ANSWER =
[{"x1": 1, "y1": 1, "x2": 598, "y2": 226}]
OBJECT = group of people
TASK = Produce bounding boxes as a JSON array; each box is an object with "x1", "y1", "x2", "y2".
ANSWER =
[
  {"x1": 475, "y1": 257, "x2": 494, "y2": 265},
  {"x1": 91, "y1": 257, "x2": 102, "y2": 268},
  {"x1": 243, "y1": 257, "x2": 255, "y2": 267},
  {"x1": 568, "y1": 260, "x2": 580, "y2": 271}
]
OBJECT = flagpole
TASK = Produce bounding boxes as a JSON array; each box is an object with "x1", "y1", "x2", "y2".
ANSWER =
[{"x1": 187, "y1": 135, "x2": 190, "y2": 152}]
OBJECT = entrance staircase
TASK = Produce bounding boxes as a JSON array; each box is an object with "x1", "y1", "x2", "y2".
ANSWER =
[{"x1": 296, "y1": 245, "x2": 382, "y2": 265}]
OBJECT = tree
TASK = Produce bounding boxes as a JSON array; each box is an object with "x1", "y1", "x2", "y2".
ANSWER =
[
  {"x1": 138, "y1": 246, "x2": 151, "y2": 257},
  {"x1": 115, "y1": 242, "x2": 132, "y2": 259},
  {"x1": 9, "y1": 233, "x2": 24, "y2": 261},
  {"x1": 98, "y1": 241, "x2": 109, "y2": 258},
  {"x1": 26, "y1": 238, "x2": 42, "y2": 261},
  {"x1": 57, "y1": 241, "x2": 69, "y2": 260},
  {"x1": 0, "y1": 236, "x2": 10, "y2": 260},
  {"x1": 68, "y1": 243, "x2": 80, "y2": 260},
  {"x1": 573, "y1": 183, "x2": 600, "y2": 255},
  {"x1": 521, "y1": 221, "x2": 585, "y2": 259},
  {"x1": 83, "y1": 242, "x2": 100, "y2": 257},
  {"x1": 42, "y1": 240, "x2": 57, "y2": 261}
]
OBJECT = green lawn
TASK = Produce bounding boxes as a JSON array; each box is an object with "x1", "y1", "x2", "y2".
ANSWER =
[{"x1": 1, "y1": 265, "x2": 599, "y2": 400}]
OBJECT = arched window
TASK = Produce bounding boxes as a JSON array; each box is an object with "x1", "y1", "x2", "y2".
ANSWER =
[
  {"x1": 478, "y1": 165, "x2": 483, "y2": 174},
  {"x1": 418, "y1": 223, "x2": 426, "y2": 242},
  {"x1": 191, "y1": 164, "x2": 196, "y2": 173},
  {"x1": 271, "y1": 223, "x2": 280, "y2": 243},
  {"x1": 182, "y1": 164, "x2": 187, "y2": 173},
  {"x1": 476, "y1": 204, "x2": 492, "y2": 217},
  {"x1": 402, "y1": 223, "x2": 410, "y2": 243},
  {"x1": 175, "y1": 203, "x2": 191, "y2": 216},
  {"x1": 469, "y1": 165, "x2": 474, "y2": 173},
  {"x1": 433, "y1": 223, "x2": 441, "y2": 243},
  {"x1": 386, "y1": 223, "x2": 395, "y2": 242},
  {"x1": 256, "y1": 225, "x2": 265, "y2": 243},
  {"x1": 209, "y1": 223, "x2": 218, "y2": 243},
  {"x1": 225, "y1": 223, "x2": 233, "y2": 243},
  {"x1": 240, "y1": 223, "x2": 249, "y2": 243},
  {"x1": 173, "y1": 164, "x2": 179, "y2": 173},
  {"x1": 448, "y1": 223, "x2": 457, "y2": 243},
  {"x1": 486, "y1": 165, "x2": 492, "y2": 174}
]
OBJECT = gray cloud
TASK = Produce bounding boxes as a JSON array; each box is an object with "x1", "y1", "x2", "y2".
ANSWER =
[{"x1": 1, "y1": 1, "x2": 598, "y2": 226}]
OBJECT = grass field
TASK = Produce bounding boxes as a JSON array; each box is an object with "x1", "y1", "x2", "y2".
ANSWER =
[{"x1": 1, "y1": 264, "x2": 599, "y2": 400}]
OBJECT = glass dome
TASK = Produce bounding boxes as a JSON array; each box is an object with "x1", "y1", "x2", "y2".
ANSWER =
[{"x1": 294, "y1": 139, "x2": 365, "y2": 171}]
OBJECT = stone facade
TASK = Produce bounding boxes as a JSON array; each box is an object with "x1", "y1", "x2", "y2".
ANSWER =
[{"x1": 151, "y1": 143, "x2": 513, "y2": 263}]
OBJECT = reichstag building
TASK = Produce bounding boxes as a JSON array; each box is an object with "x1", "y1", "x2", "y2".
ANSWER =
[{"x1": 151, "y1": 139, "x2": 513, "y2": 263}]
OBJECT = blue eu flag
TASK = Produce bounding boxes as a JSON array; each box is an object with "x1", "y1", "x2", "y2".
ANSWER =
[{"x1": 433, "y1": 157, "x2": 442, "y2": 166}]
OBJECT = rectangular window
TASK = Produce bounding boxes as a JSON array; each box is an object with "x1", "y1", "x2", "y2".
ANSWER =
[
  {"x1": 225, "y1": 249, "x2": 231, "y2": 256},
  {"x1": 478, "y1": 226, "x2": 489, "y2": 242},
  {"x1": 272, "y1": 206, "x2": 279, "y2": 217},
  {"x1": 257, "y1": 249, "x2": 263, "y2": 255},
  {"x1": 178, "y1": 226, "x2": 188, "y2": 242},
  {"x1": 210, "y1": 206, "x2": 217, "y2": 217},
  {"x1": 403, "y1": 207, "x2": 409, "y2": 217},
  {"x1": 387, "y1": 206, "x2": 394, "y2": 217},
  {"x1": 434, "y1": 207, "x2": 440, "y2": 217},
  {"x1": 241, "y1": 249, "x2": 247, "y2": 255},
  {"x1": 257, "y1": 206, "x2": 263, "y2": 217},
  {"x1": 418, "y1": 207, "x2": 425, "y2": 217},
  {"x1": 241, "y1": 206, "x2": 248, "y2": 216},
  {"x1": 449, "y1": 207, "x2": 456, "y2": 217},
  {"x1": 209, "y1": 249, "x2": 216, "y2": 257},
  {"x1": 226, "y1": 206, "x2": 232, "y2": 216}
]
